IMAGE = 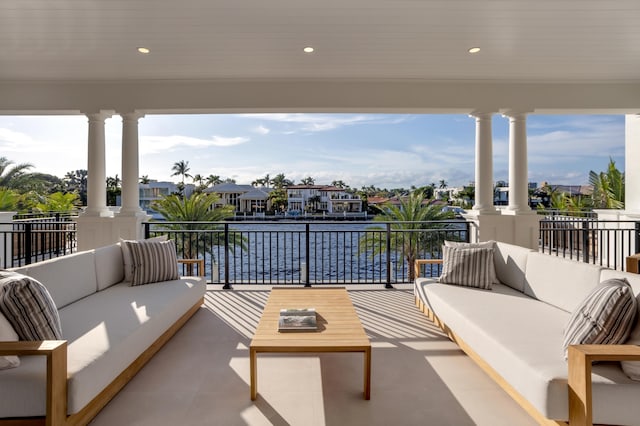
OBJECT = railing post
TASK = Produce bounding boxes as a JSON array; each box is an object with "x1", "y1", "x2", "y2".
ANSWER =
[
  {"x1": 635, "y1": 222, "x2": 640, "y2": 254},
  {"x1": 24, "y1": 223, "x2": 32, "y2": 265},
  {"x1": 385, "y1": 223, "x2": 393, "y2": 288},
  {"x1": 143, "y1": 222, "x2": 150, "y2": 239},
  {"x1": 223, "y1": 223, "x2": 232, "y2": 289},
  {"x1": 304, "y1": 223, "x2": 311, "y2": 287},
  {"x1": 581, "y1": 221, "x2": 590, "y2": 263}
]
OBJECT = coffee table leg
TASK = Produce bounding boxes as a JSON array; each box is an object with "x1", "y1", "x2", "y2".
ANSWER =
[
  {"x1": 250, "y1": 347, "x2": 257, "y2": 400},
  {"x1": 364, "y1": 346, "x2": 371, "y2": 400}
]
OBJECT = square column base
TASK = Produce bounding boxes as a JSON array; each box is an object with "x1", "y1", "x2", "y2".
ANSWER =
[{"x1": 463, "y1": 209, "x2": 541, "y2": 249}]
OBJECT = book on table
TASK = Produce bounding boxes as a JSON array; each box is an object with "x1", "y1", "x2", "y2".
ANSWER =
[{"x1": 278, "y1": 308, "x2": 317, "y2": 331}]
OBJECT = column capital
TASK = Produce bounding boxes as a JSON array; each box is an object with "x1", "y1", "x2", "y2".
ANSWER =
[
  {"x1": 118, "y1": 111, "x2": 145, "y2": 121},
  {"x1": 469, "y1": 111, "x2": 496, "y2": 120},
  {"x1": 500, "y1": 109, "x2": 532, "y2": 120},
  {"x1": 83, "y1": 111, "x2": 113, "y2": 122}
]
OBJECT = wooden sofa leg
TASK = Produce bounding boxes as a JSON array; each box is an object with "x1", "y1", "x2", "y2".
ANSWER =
[{"x1": 567, "y1": 346, "x2": 593, "y2": 426}]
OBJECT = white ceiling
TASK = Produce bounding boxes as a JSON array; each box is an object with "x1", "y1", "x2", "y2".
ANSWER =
[{"x1": 2, "y1": 0, "x2": 639, "y2": 83}]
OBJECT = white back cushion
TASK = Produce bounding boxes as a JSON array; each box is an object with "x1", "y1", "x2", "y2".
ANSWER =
[
  {"x1": 494, "y1": 242, "x2": 535, "y2": 292},
  {"x1": 20, "y1": 251, "x2": 97, "y2": 309},
  {"x1": 524, "y1": 252, "x2": 603, "y2": 313},
  {"x1": 94, "y1": 244, "x2": 125, "y2": 291}
]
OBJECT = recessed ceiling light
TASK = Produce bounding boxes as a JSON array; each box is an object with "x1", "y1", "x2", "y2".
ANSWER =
[
  {"x1": 468, "y1": 47, "x2": 481, "y2": 54},
  {"x1": 137, "y1": 47, "x2": 150, "y2": 54},
  {"x1": 303, "y1": 47, "x2": 314, "y2": 53}
]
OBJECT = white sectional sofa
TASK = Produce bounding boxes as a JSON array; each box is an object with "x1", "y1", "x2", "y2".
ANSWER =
[
  {"x1": 414, "y1": 241, "x2": 640, "y2": 426},
  {"x1": 0, "y1": 241, "x2": 206, "y2": 425}
]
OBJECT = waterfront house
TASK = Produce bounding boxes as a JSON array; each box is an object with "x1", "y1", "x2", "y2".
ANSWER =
[
  {"x1": 286, "y1": 185, "x2": 363, "y2": 214},
  {"x1": 205, "y1": 182, "x2": 272, "y2": 214}
]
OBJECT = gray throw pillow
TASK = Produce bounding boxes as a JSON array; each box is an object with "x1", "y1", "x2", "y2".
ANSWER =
[
  {"x1": 438, "y1": 245, "x2": 494, "y2": 290},
  {"x1": 562, "y1": 278, "x2": 637, "y2": 360},
  {"x1": 0, "y1": 271, "x2": 63, "y2": 341},
  {"x1": 120, "y1": 235, "x2": 168, "y2": 282},
  {"x1": 126, "y1": 240, "x2": 179, "y2": 286}
]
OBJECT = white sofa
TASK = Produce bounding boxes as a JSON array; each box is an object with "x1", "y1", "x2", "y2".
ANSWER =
[
  {"x1": 0, "y1": 242, "x2": 206, "y2": 425},
  {"x1": 414, "y1": 241, "x2": 640, "y2": 426}
]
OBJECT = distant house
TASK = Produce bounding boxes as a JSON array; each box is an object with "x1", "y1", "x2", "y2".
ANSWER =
[
  {"x1": 138, "y1": 181, "x2": 195, "y2": 217},
  {"x1": 205, "y1": 182, "x2": 273, "y2": 213},
  {"x1": 286, "y1": 185, "x2": 362, "y2": 213}
]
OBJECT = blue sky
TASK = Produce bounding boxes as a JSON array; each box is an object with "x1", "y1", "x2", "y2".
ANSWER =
[{"x1": 0, "y1": 113, "x2": 624, "y2": 189}]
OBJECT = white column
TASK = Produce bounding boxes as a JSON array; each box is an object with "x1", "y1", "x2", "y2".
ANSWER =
[
  {"x1": 118, "y1": 112, "x2": 145, "y2": 216},
  {"x1": 83, "y1": 112, "x2": 112, "y2": 217},
  {"x1": 504, "y1": 111, "x2": 531, "y2": 213},
  {"x1": 625, "y1": 114, "x2": 640, "y2": 214},
  {"x1": 470, "y1": 112, "x2": 496, "y2": 213}
]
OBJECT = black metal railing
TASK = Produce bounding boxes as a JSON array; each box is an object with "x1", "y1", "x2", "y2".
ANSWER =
[
  {"x1": 539, "y1": 217, "x2": 640, "y2": 270},
  {"x1": 144, "y1": 220, "x2": 469, "y2": 287},
  {"x1": 0, "y1": 215, "x2": 78, "y2": 268}
]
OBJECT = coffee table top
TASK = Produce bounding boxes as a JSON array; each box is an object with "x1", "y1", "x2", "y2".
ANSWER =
[{"x1": 250, "y1": 287, "x2": 370, "y2": 351}]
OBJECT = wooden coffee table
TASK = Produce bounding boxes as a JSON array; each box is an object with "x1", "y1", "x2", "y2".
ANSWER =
[{"x1": 250, "y1": 287, "x2": 371, "y2": 400}]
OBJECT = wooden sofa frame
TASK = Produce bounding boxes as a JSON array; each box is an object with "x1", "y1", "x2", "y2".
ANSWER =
[
  {"x1": 0, "y1": 258, "x2": 205, "y2": 426},
  {"x1": 414, "y1": 258, "x2": 640, "y2": 426}
]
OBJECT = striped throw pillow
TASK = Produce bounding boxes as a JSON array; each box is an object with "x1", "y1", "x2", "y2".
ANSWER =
[
  {"x1": 563, "y1": 278, "x2": 637, "y2": 360},
  {"x1": 126, "y1": 240, "x2": 179, "y2": 286},
  {"x1": 0, "y1": 271, "x2": 63, "y2": 341},
  {"x1": 438, "y1": 246, "x2": 494, "y2": 290},
  {"x1": 444, "y1": 240, "x2": 498, "y2": 284},
  {"x1": 0, "y1": 311, "x2": 20, "y2": 369}
]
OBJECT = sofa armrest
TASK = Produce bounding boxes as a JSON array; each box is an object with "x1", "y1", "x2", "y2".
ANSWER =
[
  {"x1": 568, "y1": 344, "x2": 640, "y2": 426},
  {"x1": 414, "y1": 259, "x2": 443, "y2": 279},
  {"x1": 0, "y1": 340, "x2": 67, "y2": 426},
  {"x1": 177, "y1": 258, "x2": 205, "y2": 277}
]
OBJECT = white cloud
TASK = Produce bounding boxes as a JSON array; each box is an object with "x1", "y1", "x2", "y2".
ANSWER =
[
  {"x1": 239, "y1": 113, "x2": 409, "y2": 133},
  {"x1": 253, "y1": 125, "x2": 270, "y2": 135},
  {"x1": 141, "y1": 134, "x2": 250, "y2": 154}
]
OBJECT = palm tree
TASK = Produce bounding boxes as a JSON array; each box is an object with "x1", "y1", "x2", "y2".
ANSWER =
[
  {"x1": 268, "y1": 188, "x2": 288, "y2": 212},
  {"x1": 171, "y1": 160, "x2": 192, "y2": 186},
  {"x1": 192, "y1": 174, "x2": 206, "y2": 192},
  {"x1": 206, "y1": 175, "x2": 222, "y2": 187},
  {"x1": 150, "y1": 192, "x2": 244, "y2": 269},
  {"x1": 106, "y1": 175, "x2": 121, "y2": 206},
  {"x1": 359, "y1": 190, "x2": 456, "y2": 281},
  {"x1": 36, "y1": 192, "x2": 80, "y2": 212},
  {"x1": 0, "y1": 157, "x2": 35, "y2": 191},
  {"x1": 438, "y1": 179, "x2": 448, "y2": 189},
  {"x1": 63, "y1": 170, "x2": 88, "y2": 205},
  {"x1": 270, "y1": 173, "x2": 293, "y2": 189},
  {"x1": 590, "y1": 158, "x2": 624, "y2": 209},
  {"x1": 300, "y1": 177, "x2": 315, "y2": 185},
  {"x1": 140, "y1": 175, "x2": 151, "y2": 184}
]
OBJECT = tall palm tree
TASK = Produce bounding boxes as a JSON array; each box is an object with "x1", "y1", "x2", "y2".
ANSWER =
[
  {"x1": 359, "y1": 190, "x2": 455, "y2": 281},
  {"x1": 151, "y1": 192, "x2": 244, "y2": 264},
  {"x1": 139, "y1": 175, "x2": 151, "y2": 184},
  {"x1": 171, "y1": 160, "x2": 192, "y2": 186},
  {"x1": 590, "y1": 158, "x2": 624, "y2": 209}
]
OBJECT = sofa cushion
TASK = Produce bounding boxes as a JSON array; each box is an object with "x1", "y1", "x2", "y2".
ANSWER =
[
  {"x1": 120, "y1": 235, "x2": 167, "y2": 283},
  {"x1": 562, "y1": 278, "x2": 637, "y2": 359},
  {"x1": 94, "y1": 244, "x2": 125, "y2": 291},
  {"x1": 0, "y1": 272, "x2": 63, "y2": 340},
  {"x1": 18, "y1": 251, "x2": 98, "y2": 309},
  {"x1": 0, "y1": 311, "x2": 20, "y2": 369},
  {"x1": 493, "y1": 242, "x2": 535, "y2": 292},
  {"x1": 444, "y1": 240, "x2": 498, "y2": 284},
  {"x1": 524, "y1": 252, "x2": 603, "y2": 313},
  {"x1": 127, "y1": 240, "x2": 179, "y2": 286},
  {"x1": 438, "y1": 245, "x2": 494, "y2": 290}
]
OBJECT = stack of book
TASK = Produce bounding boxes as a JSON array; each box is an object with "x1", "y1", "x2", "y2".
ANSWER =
[{"x1": 278, "y1": 308, "x2": 317, "y2": 331}]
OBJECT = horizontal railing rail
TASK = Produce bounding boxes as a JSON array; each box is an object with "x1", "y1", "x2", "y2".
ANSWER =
[{"x1": 144, "y1": 220, "x2": 470, "y2": 287}]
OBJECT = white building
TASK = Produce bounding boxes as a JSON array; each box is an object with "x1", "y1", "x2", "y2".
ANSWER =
[
  {"x1": 138, "y1": 181, "x2": 195, "y2": 218},
  {"x1": 205, "y1": 183, "x2": 272, "y2": 213},
  {"x1": 286, "y1": 185, "x2": 362, "y2": 214}
]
